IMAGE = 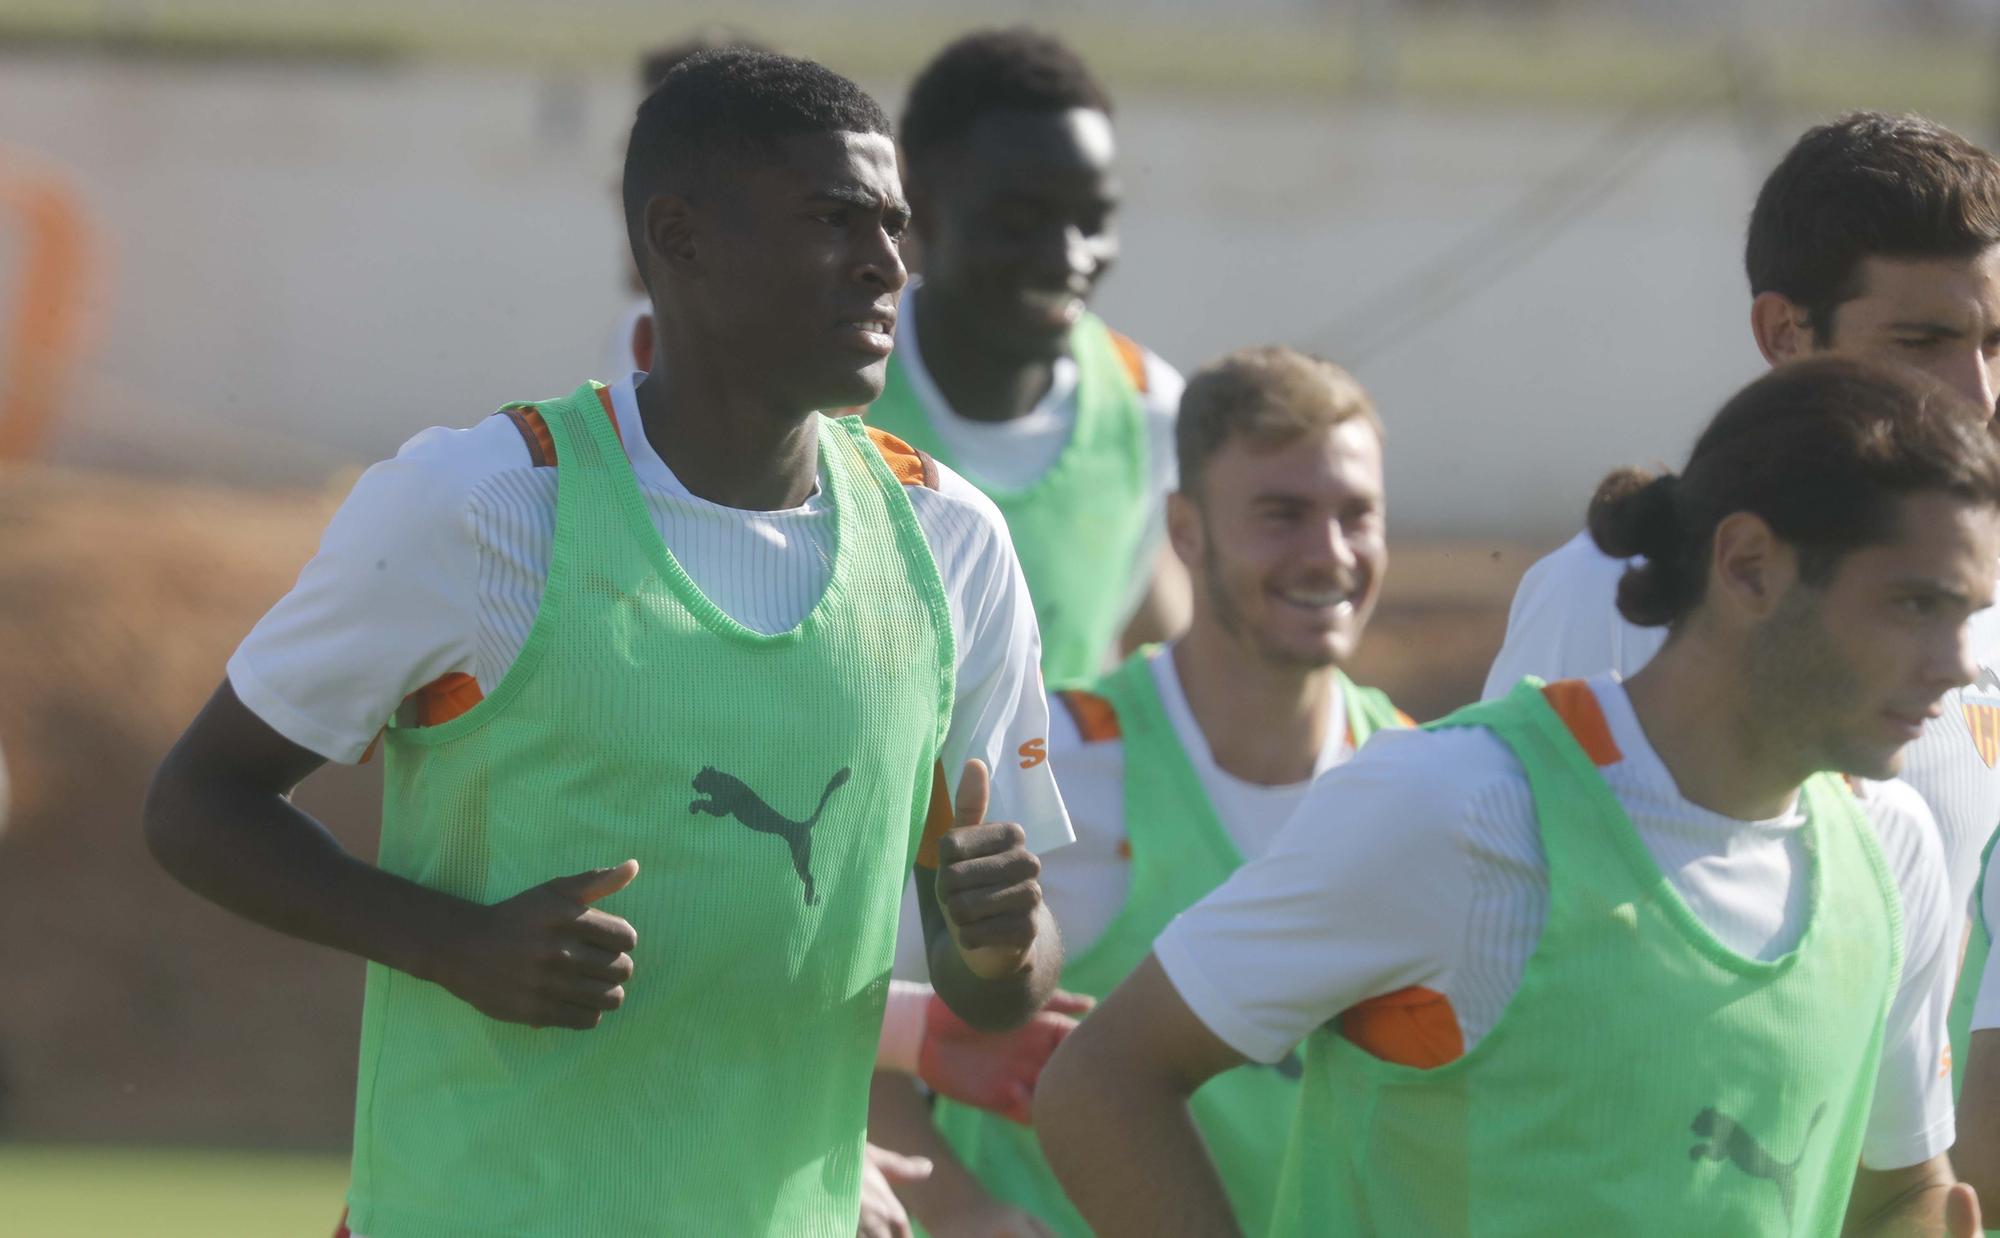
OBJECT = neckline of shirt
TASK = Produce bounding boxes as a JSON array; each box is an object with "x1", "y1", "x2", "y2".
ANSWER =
[
  {"x1": 1148, "y1": 643, "x2": 1350, "y2": 799},
  {"x1": 606, "y1": 374, "x2": 829, "y2": 519},
  {"x1": 1586, "y1": 671, "x2": 1806, "y2": 832},
  {"x1": 894, "y1": 280, "x2": 1081, "y2": 442}
]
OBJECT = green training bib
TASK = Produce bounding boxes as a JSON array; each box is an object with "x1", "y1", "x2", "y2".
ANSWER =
[
  {"x1": 865, "y1": 313, "x2": 1149, "y2": 684},
  {"x1": 1270, "y1": 680, "x2": 1901, "y2": 1237},
  {"x1": 936, "y1": 649, "x2": 1406, "y2": 1236},
  {"x1": 347, "y1": 385, "x2": 954, "y2": 1237}
]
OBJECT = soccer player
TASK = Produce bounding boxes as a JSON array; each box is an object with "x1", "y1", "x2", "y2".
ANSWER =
[
  {"x1": 1037, "y1": 358, "x2": 2000, "y2": 1236},
  {"x1": 862, "y1": 29, "x2": 1189, "y2": 684},
  {"x1": 143, "y1": 51, "x2": 1070, "y2": 1238},
  {"x1": 874, "y1": 346, "x2": 1409, "y2": 1236},
  {"x1": 1485, "y1": 113, "x2": 2000, "y2": 936}
]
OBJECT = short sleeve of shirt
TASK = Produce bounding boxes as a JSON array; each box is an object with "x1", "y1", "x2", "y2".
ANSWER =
[
  {"x1": 1482, "y1": 532, "x2": 1665, "y2": 701},
  {"x1": 1152, "y1": 725, "x2": 1495, "y2": 1064},
  {"x1": 225, "y1": 418, "x2": 526, "y2": 762},
  {"x1": 908, "y1": 459, "x2": 1074, "y2": 856},
  {"x1": 1852, "y1": 777, "x2": 1958, "y2": 1169}
]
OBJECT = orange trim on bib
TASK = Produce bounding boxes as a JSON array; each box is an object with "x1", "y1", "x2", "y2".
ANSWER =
[
  {"x1": 1057, "y1": 690, "x2": 1122, "y2": 743},
  {"x1": 864, "y1": 425, "x2": 940, "y2": 490},
  {"x1": 1539, "y1": 679, "x2": 1621, "y2": 766},
  {"x1": 1107, "y1": 329, "x2": 1149, "y2": 394},
  {"x1": 1338, "y1": 985, "x2": 1465, "y2": 1069}
]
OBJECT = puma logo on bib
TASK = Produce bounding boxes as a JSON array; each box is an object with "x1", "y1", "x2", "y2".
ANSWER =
[
  {"x1": 1689, "y1": 1102, "x2": 1826, "y2": 1228},
  {"x1": 690, "y1": 766, "x2": 852, "y2": 905}
]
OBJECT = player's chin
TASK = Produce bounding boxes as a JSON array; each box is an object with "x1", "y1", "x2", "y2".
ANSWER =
[
  {"x1": 1831, "y1": 737, "x2": 1904, "y2": 783},
  {"x1": 816, "y1": 358, "x2": 891, "y2": 411}
]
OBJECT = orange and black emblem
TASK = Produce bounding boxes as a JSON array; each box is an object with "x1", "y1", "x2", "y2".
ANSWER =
[{"x1": 1966, "y1": 700, "x2": 2000, "y2": 769}]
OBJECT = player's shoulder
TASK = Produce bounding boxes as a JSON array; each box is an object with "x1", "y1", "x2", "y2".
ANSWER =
[
  {"x1": 1850, "y1": 776, "x2": 1947, "y2": 870},
  {"x1": 1103, "y1": 324, "x2": 1184, "y2": 420},
  {"x1": 1319, "y1": 718, "x2": 1526, "y2": 819},
  {"x1": 331, "y1": 410, "x2": 545, "y2": 532},
  {"x1": 1520, "y1": 529, "x2": 1630, "y2": 593},
  {"x1": 893, "y1": 446, "x2": 1013, "y2": 548}
]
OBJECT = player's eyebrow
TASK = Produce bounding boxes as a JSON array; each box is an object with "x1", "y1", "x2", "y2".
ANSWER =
[
  {"x1": 811, "y1": 183, "x2": 912, "y2": 223},
  {"x1": 1894, "y1": 575, "x2": 1977, "y2": 608},
  {"x1": 1886, "y1": 319, "x2": 1967, "y2": 338}
]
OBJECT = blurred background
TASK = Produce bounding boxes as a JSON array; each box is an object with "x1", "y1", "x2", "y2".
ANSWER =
[{"x1": 1, "y1": 0, "x2": 1996, "y2": 1232}]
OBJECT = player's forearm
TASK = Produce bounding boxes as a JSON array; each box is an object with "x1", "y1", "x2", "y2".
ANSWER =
[
  {"x1": 144, "y1": 755, "x2": 470, "y2": 981},
  {"x1": 867, "y1": 1073, "x2": 990, "y2": 1227},
  {"x1": 926, "y1": 900, "x2": 1061, "y2": 1031},
  {"x1": 1842, "y1": 1155, "x2": 1960, "y2": 1236},
  {"x1": 1034, "y1": 1027, "x2": 1241, "y2": 1238}
]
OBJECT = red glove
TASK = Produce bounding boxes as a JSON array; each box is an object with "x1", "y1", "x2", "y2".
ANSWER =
[{"x1": 917, "y1": 990, "x2": 1093, "y2": 1124}]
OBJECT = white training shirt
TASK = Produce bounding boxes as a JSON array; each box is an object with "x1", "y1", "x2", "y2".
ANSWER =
[
  {"x1": 1485, "y1": 531, "x2": 2000, "y2": 927},
  {"x1": 226, "y1": 373, "x2": 1074, "y2": 853},
  {"x1": 1156, "y1": 673, "x2": 1957, "y2": 1171},
  {"x1": 891, "y1": 643, "x2": 1352, "y2": 979},
  {"x1": 890, "y1": 281, "x2": 1183, "y2": 626}
]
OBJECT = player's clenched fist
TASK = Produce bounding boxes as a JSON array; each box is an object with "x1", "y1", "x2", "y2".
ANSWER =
[
  {"x1": 430, "y1": 859, "x2": 640, "y2": 1029},
  {"x1": 936, "y1": 760, "x2": 1045, "y2": 980}
]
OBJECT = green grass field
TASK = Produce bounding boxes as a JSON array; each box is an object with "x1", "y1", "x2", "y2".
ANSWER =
[{"x1": 0, "y1": 1145, "x2": 352, "y2": 1237}]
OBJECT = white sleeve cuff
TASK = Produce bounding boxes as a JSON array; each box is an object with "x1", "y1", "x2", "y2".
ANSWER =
[
  {"x1": 226, "y1": 652, "x2": 371, "y2": 764},
  {"x1": 1859, "y1": 1110, "x2": 1956, "y2": 1172},
  {"x1": 1154, "y1": 923, "x2": 1295, "y2": 1066}
]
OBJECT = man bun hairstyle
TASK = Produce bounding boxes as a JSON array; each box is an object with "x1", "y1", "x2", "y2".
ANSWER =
[
  {"x1": 1746, "y1": 112, "x2": 2000, "y2": 341},
  {"x1": 1589, "y1": 355, "x2": 2000, "y2": 628},
  {"x1": 1177, "y1": 346, "x2": 1381, "y2": 498},
  {"x1": 622, "y1": 49, "x2": 891, "y2": 275},
  {"x1": 900, "y1": 28, "x2": 1112, "y2": 173}
]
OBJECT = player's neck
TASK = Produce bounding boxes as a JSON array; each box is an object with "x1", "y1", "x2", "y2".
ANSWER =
[
  {"x1": 914, "y1": 283, "x2": 1058, "y2": 424},
  {"x1": 1623, "y1": 636, "x2": 1805, "y2": 821},
  {"x1": 633, "y1": 367, "x2": 820, "y2": 512},
  {"x1": 1171, "y1": 624, "x2": 1336, "y2": 787}
]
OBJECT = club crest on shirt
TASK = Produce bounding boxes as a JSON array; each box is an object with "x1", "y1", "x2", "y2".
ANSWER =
[{"x1": 1963, "y1": 667, "x2": 2000, "y2": 769}]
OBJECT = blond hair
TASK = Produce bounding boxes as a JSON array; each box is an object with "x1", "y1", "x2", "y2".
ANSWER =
[{"x1": 1175, "y1": 345, "x2": 1380, "y2": 495}]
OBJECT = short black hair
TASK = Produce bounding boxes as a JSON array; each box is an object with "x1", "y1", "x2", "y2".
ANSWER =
[
  {"x1": 637, "y1": 27, "x2": 770, "y2": 92},
  {"x1": 1746, "y1": 112, "x2": 2000, "y2": 340},
  {"x1": 622, "y1": 48, "x2": 892, "y2": 275},
  {"x1": 900, "y1": 28, "x2": 1112, "y2": 172}
]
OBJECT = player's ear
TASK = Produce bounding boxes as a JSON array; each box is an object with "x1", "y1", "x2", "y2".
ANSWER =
[
  {"x1": 645, "y1": 194, "x2": 698, "y2": 274},
  {"x1": 1708, "y1": 511, "x2": 1794, "y2": 625},
  {"x1": 1750, "y1": 291, "x2": 1814, "y2": 366}
]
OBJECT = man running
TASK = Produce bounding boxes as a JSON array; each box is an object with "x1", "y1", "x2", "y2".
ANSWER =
[
  {"x1": 862, "y1": 28, "x2": 1189, "y2": 683},
  {"x1": 876, "y1": 346, "x2": 1409, "y2": 1236},
  {"x1": 144, "y1": 51, "x2": 1069, "y2": 1238},
  {"x1": 1038, "y1": 358, "x2": 1998, "y2": 1236}
]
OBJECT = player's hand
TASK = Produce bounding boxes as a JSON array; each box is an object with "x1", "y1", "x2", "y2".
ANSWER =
[
  {"x1": 432, "y1": 860, "x2": 639, "y2": 1030},
  {"x1": 936, "y1": 759, "x2": 1044, "y2": 980},
  {"x1": 926, "y1": 1195, "x2": 1058, "y2": 1238},
  {"x1": 918, "y1": 989, "x2": 1092, "y2": 1123},
  {"x1": 858, "y1": 1144, "x2": 930, "y2": 1238},
  {"x1": 1946, "y1": 1182, "x2": 1981, "y2": 1237}
]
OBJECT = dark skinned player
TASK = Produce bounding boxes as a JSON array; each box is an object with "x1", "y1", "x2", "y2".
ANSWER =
[{"x1": 144, "y1": 51, "x2": 1071, "y2": 1238}]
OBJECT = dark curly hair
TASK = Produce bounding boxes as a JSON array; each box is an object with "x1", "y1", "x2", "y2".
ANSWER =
[
  {"x1": 622, "y1": 49, "x2": 891, "y2": 273},
  {"x1": 900, "y1": 28, "x2": 1111, "y2": 172}
]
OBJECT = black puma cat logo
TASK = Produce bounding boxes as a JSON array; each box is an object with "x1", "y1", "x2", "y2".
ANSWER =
[
  {"x1": 690, "y1": 766, "x2": 852, "y2": 905},
  {"x1": 1689, "y1": 1102, "x2": 1827, "y2": 1228}
]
